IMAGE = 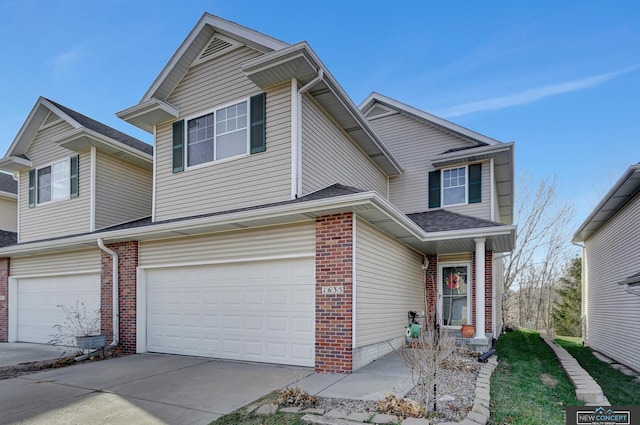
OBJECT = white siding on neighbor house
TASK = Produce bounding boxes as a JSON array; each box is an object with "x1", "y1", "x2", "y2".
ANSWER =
[
  {"x1": 301, "y1": 96, "x2": 388, "y2": 197},
  {"x1": 355, "y1": 217, "x2": 425, "y2": 348},
  {"x1": 368, "y1": 111, "x2": 492, "y2": 219},
  {"x1": 584, "y1": 194, "x2": 640, "y2": 373},
  {"x1": 95, "y1": 151, "x2": 152, "y2": 230},
  {"x1": 10, "y1": 249, "x2": 102, "y2": 276},
  {"x1": 154, "y1": 56, "x2": 292, "y2": 221},
  {"x1": 0, "y1": 196, "x2": 17, "y2": 231},
  {"x1": 139, "y1": 222, "x2": 315, "y2": 267},
  {"x1": 18, "y1": 147, "x2": 91, "y2": 243}
]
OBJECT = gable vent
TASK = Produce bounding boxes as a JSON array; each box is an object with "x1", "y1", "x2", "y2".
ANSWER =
[
  {"x1": 365, "y1": 104, "x2": 393, "y2": 119},
  {"x1": 192, "y1": 34, "x2": 243, "y2": 67},
  {"x1": 41, "y1": 111, "x2": 62, "y2": 128}
]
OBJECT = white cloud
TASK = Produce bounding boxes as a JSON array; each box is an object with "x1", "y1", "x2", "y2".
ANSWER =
[{"x1": 436, "y1": 65, "x2": 640, "y2": 118}]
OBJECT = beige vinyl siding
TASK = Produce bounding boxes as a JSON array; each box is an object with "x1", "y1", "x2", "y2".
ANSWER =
[
  {"x1": 301, "y1": 96, "x2": 388, "y2": 197},
  {"x1": 11, "y1": 249, "x2": 101, "y2": 276},
  {"x1": 155, "y1": 52, "x2": 292, "y2": 221},
  {"x1": 355, "y1": 217, "x2": 424, "y2": 348},
  {"x1": 19, "y1": 120, "x2": 91, "y2": 242},
  {"x1": 369, "y1": 112, "x2": 491, "y2": 219},
  {"x1": 95, "y1": 151, "x2": 152, "y2": 229},
  {"x1": 140, "y1": 222, "x2": 315, "y2": 266},
  {"x1": 0, "y1": 196, "x2": 17, "y2": 231},
  {"x1": 444, "y1": 161, "x2": 491, "y2": 219},
  {"x1": 584, "y1": 194, "x2": 640, "y2": 373}
]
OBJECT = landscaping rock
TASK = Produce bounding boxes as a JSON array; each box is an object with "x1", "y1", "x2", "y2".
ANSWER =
[
  {"x1": 371, "y1": 413, "x2": 400, "y2": 424},
  {"x1": 255, "y1": 403, "x2": 277, "y2": 415},
  {"x1": 346, "y1": 412, "x2": 373, "y2": 422},
  {"x1": 325, "y1": 409, "x2": 347, "y2": 419},
  {"x1": 592, "y1": 351, "x2": 614, "y2": 364},
  {"x1": 301, "y1": 415, "x2": 360, "y2": 425},
  {"x1": 467, "y1": 410, "x2": 488, "y2": 424},
  {"x1": 401, "y1": 418, "x2": 430, "y2": 424},
  {"x1": 438, "y1": 394, "x2": 455, "y2": 402},
  {"x1": 280, "y1": 406, "x2": 302, "y2": 413},
  {"x1": 302, "y1": 408, "x2": 326, "y2": 415}
]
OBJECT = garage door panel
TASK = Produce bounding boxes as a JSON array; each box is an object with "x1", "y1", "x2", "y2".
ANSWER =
[
  {"x1": 146, "y1": 258, "x2": 314, "y2": 366},
  {"x1": 17, "y1": 274, "x2": 100, "y2": 344}
]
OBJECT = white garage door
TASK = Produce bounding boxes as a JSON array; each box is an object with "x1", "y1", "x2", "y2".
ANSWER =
[
  {"x1": 146, "y1": 258, "x2": 315, "y2": 367},
  {"x1": 17, "y1": 274, "x2": 101, "y2": 343}
]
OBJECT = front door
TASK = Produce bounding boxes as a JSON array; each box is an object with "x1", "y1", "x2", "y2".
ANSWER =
[{"x1": 440, "y1": 264, "x2": 471, "y2": 327}]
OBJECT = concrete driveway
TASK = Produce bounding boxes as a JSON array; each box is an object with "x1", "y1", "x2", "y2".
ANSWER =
[
  {"x1": 0, "y1": 353, "x2": 313, "y2": 425},
  {"x1": 0, "y1": 343, "x2": 69, "y2": 367}
]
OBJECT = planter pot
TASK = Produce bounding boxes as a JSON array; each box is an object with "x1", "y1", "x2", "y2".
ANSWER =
[
  {"x1": 460, "y1": 325, "x2": 475, "y2": 338},
  {"x1": 76, "y1": 335, "x2": 107, "y2": 350}
]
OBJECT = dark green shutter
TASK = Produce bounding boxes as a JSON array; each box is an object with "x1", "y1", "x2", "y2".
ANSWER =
[
  {"x1": 28, "y1": 169, "x2": 36, "y2": 208},
  {"x1": 172, "y1": 120, "x2": 185, "y2": 173},
  {"x1": 428, "y1": 170, "x2": 441, "y2": 208},
  {"x1": 250, "y1": 93, "x2": 266, "y2": 154},
  {"x1": 70, "y1": 155, "x2": 79, "y2": 198},
  {"x1": 468, "y1": 163, "x2": 482, "y2": 204}
]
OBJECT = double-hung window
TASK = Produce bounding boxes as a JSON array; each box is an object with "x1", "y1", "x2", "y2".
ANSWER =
[
  {"x1": 172, "y1": 93, "x2": 266, "y2": 173},
  {"x1": 442, "y1": 166, "x2": 466, "y2": 206},
  {"x1": 428, "y1": 163, "x2": 482, "y2": 209},
  {"x1": 29, "y1": 156, "x2": 79, "y2": 207}
]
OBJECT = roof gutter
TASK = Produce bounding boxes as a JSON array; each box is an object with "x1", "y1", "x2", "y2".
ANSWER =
[{"x1": 97, "y1": 238, "x2": 119, "y2": 347}]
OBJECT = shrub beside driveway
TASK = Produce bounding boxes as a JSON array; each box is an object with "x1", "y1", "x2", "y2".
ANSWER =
[{"x1": 490, "y1": 329, "x2": 581, "y2": 425}]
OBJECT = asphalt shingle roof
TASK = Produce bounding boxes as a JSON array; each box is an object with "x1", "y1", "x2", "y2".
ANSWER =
[
  {"x1": 0, "y1": 173, "x2": 17, "y2": 194},
  {"x1": 46, "y1": 99, "x2": 153, "y2": 156},
  {"x1": 408, "y1": 209, "x2": 503, "y2": 233},
  {"x1": 0, "y1": 230, "x2": 17, "y2": 248}
]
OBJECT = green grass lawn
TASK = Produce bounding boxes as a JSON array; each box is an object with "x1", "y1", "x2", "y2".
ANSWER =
[
  {"x1": 490, "y1": 329, "x2": 582, "y2": 425},
  {"x1": 555, "y1": 336, "x2": 640, "y2": 406}
]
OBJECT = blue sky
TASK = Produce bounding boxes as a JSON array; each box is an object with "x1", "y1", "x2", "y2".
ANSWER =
[{"x1": 1, "y1": 1, "x2": 639, "y2": 230}]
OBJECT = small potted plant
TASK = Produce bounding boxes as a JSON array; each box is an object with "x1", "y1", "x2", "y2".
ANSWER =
[{"x1": 49, "y1": 301, "x2": 107, "y2": 351}]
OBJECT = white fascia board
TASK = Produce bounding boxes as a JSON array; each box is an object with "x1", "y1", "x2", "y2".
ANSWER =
[
  {"x1": 55, "y1": 128, "x2": 153, "y2": 165},
  {"x1": 419, "y1": 225, "x2": 516, "y2": 242},
  {"x1": 432, "y1": 142, "x2": 515, "y2": 166},
  {"x1": 0, "y1": 192, "x2": 379, "y2": 256},
  {"x1": 360, "y1": 92, "x2": 502, "y2": 146},
  {"x1": 0, "y1": 156, "x2": 33, "y2": 173},
  {"x1": 573, "y1": 163, "x2": 640, "y2": 243},
  {"x1": 0, "y1": 191, "x2": 18, "y2": 200},
  {"x1": 116, "y1": 98, "x2": 179, "y2": 133}
]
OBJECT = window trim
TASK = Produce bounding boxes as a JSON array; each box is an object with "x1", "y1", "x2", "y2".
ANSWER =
[
  {"x1": 441, "y1": 165, "x2": 468, "y2": 207},
  {"x1": 32, "y1": 156, "x2": 74, "y2": 206},
  {"x1": 184, "y1": 97, "x2": 251, "y2": 170}
]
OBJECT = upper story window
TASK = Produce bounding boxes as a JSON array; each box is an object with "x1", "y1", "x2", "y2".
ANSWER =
[
  {"x1": 187, "y1": 100, "x2": 248, "y2": 167},
  {"x1": 28, "y1": 156, "x2": 79, "y2": 208},
  {"x1": 442, "y1": 166, "x2": 466, "y2": 206},
  {"x1": 428, "y1": 163, "x2": 482, "y2": 209},
  {"x1": 173, "y1": 93, "x2": 266, "y2": 173}
]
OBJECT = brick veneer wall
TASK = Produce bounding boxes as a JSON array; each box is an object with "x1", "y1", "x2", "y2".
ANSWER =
[
  {"x1": 0, "y1": 258, "x2": 8, "y2": 342},
  {"x1": 101, "y1": 241, "x2": 138, "y2": 354},
  {"x1": 315, "y1": 213, "x2": 353, "y2": 373}
]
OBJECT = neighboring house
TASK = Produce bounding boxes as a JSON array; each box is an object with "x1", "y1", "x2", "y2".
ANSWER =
[
  {"x1": 0, "y1": 172, "x2": 17, "y2": 247},
  {"x1": 573, "y1": 163, "x2": 640, "y2": 373},
  {"x1": 0, "y1": 97, "x2": 152, "y2": 346},
  {"x1": 0, "y1": 13, "x2": 515, "y2": 373}
]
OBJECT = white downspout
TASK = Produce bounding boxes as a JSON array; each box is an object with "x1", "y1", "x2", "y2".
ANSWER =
[
  {"x1": 293, "y1": 69, "x2": 324, "y2": 198},
  {"x1": 98, "y1": 238, "x2": 118, "y2": 347}
]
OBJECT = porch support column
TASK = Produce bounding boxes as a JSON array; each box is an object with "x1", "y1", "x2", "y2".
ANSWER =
[{"x1": 474, "y1": 238, "x2": 486, "y2": 338}]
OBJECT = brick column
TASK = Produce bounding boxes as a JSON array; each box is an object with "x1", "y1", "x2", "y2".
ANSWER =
[
  {"x1": 315, "y1": 213, "x2": 353, "y2": 373},
  {"x1": 0, "y1": 258, "x2": 9, "y2": 342},
  {"x1": 101, "y1": 241, "x2": 138, "y2": 354},
  {"x1": 425, "y1": 255, "x2": 438, "y2": 323},
  {"x1": 485, "y1": 251, "x2": 493, "y2": 334}
]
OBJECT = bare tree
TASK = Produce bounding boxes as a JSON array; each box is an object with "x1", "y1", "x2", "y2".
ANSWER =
[{"x1": 502, "y1": 175, "x2": 574, "y2": 329}]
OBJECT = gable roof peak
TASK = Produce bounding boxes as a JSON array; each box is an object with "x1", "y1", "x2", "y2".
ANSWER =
[{"x1": 360, "y1": 92, "x2": 502, "y2": 146}]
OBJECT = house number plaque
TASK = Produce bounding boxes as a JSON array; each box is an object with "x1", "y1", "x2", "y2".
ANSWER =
[{"x1": 321, "y1": 286, "x2": 344, "y2": 295}]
